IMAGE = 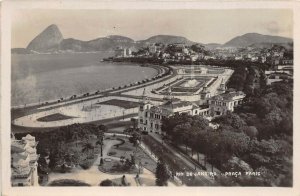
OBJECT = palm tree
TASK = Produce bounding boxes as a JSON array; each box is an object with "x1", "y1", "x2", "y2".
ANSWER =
[
  {"x1": 129, "y1": 129, "x2": 141, "y2": 151},
  {"x1": 96, "y1": 125, "x2": 106, "y2": 157}
]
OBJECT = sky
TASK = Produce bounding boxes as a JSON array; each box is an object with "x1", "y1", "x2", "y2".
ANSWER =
[{"x1": 11, "y1": 9, "x2": 293, "y2": 48}]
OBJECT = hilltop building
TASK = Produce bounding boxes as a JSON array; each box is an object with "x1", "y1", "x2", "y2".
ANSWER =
[{"x1": 11, "y1": 133, "x2": 39, "y2": 186}]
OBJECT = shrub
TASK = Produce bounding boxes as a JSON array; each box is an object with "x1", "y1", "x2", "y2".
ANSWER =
[
  {"x1": 99, "y1": 179, "x2": 114, "y2": 186},
  {"x1": 79, "y1": 160, "x2": 93, "y2": 170},
  {"x1": 49, "y1": 179, "x2": 90, "y2": 186}
]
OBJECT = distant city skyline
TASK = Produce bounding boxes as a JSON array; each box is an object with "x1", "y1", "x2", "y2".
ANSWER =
[{"x1": 12, "y1": 9, "x2": 293, "y2": 48}]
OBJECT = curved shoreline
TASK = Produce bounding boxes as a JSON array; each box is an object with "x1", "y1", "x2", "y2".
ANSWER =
[{"x1": 11, "y1": 63, "x2": 164, "y2": 110}]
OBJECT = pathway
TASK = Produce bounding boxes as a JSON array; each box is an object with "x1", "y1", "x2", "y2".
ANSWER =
[{"x1": 47, "y1": 136, "x2": 172, "y2": 186}]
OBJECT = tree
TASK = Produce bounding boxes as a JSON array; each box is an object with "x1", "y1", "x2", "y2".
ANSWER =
[
  {"x1": 72, "y1": 131, "x2": 80, "y2": 147},
  {"x1": 244, "y1": 126, "x2": 258, "y2": 139},
  {"x1": 155, "y1": 158, "x2": 170, "y2": 186},
  {"x1": 130, "y1": 118, "x2": 138, "y2": 129},
  {"x1": 96, "y1": 126, "x2": 105, "y2": 158},
  {"x1": 129, "y1": 129, "x2": 141, "y2": 150},
  {"x1": 213, "y1": 111, "x2": 246, "y2": 131},
  {"x1": 82, "y1": 142, "x2": 94, "y2": 159}
]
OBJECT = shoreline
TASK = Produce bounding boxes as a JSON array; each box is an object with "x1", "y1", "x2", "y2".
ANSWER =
[{"x1": 11, "y1": 62, "x2": 163, "y2": 109}]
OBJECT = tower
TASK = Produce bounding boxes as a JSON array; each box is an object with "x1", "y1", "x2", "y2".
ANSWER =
[{"x1": 138, "y1": 88, "x2": 150, "y2": 132}]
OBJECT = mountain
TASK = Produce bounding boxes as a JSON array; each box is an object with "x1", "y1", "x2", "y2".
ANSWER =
[
  {"x1": 60, "y1": 35, "x2": 135, "y2": 52},
  {"x1": 27, "y1": 24, "x2": 64, "y2": 52},
  {"x1": 136, "y1": 35, "x2": 196, "y2": 48},
  {"x1": 248, "y1": 42, "x2": 293, "y2": 50},
  {"x1": 223, "y1": 33, "x2": 293, "y2": 48},
  {"x1": 13, "y1": 24, "x2": 294, "y2": 54}
]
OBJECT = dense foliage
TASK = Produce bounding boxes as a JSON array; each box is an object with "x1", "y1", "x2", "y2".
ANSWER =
[
  {"x1": 15, "y1": 123, "x2": 107, "y2": 177},
  {"x1": 161, "y1": 80, "x2": 293, "y2": 186},
  {"x1": 155, "y1": 157, "x2": 170, "y2": 186}
]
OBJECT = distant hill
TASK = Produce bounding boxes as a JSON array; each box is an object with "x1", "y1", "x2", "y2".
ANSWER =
[
  {"x1": 12, "y1": 24, "x2": 293, "y2": 54},
  {"x1": 136, "y1": 35, "x2": 196, "y2": 48},
  {"x1": 26, "y1": 24, "x2": 64, "y2": 52},
  {"x1": 223, "y1": 33, "x2": 293, "y2": 48},
  {"x1": 60, "y1": 36, "x2": 135, "y2": 52},
  {"x1": 248, "y1": 42, "x2": 293, "y2": 50}
]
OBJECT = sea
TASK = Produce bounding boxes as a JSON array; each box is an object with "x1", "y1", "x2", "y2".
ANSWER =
[{"x1": 11, "y1": 52, "x2": 158, "y2": 107}]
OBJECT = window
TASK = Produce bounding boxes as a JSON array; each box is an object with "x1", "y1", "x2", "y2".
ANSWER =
[
  {"x1": 145, "y1": 112, "x2": 148, "y2": 118},
  {"x1": 139, "y1": 105, "x2": 144, "y2": 110},
  {"x1": 223, "y1": 102, "x2": 226, "y2": 106},
  {"x1": 155, "y1": 124, "x2": 159, "y2": 129},
  {"x1": 145, "y1": 120, "x2": 148, "y2": 125},
  {"x1": 140, "y1": 119, "x2": 143, "y2": 123},
  {"x1": 150, "y1": 113, "x2": 154, "y2": 118},
  {"x1": 150, "y1": 122, "x2": 153, "y2": 128},
  {"x1": 195, "y1": 110, "x2": 198, "y2": 114}
]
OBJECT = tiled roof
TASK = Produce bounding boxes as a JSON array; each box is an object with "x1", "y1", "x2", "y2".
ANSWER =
[{"x1": 210, "y1": 91, "x2": 245, "y2": 101}]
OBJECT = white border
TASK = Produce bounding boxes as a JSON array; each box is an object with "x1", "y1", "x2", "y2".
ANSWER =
[{"x1": 1, "y1": 1, "x2": 300, "y2": 196}]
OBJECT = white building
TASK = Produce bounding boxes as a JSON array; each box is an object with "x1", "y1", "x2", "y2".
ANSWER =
[
  {"x1": 207, "y1": 90, "x2": 246, "y2": 116},
  {"x1": 138, "y1": 88, "x2": 210, "y2": 134},
  {"x1": 11, "y1": 134, "x2": 39, "y2": 186}
]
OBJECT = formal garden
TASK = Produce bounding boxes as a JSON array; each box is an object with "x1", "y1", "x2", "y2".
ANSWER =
[{"x1": 15, "y1": 123, "x2": 160, "y2": 186}]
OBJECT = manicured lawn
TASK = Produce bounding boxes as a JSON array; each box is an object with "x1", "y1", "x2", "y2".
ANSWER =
[
  {"x1": 99, "y1": 136, "x2": 156, "y2": 174},
  {"x1": 37, "y1": 113, "x2": 75, "y2": 122},
  {"x1": 97, "y1": 99, "x2": 140, "y2": 109}
]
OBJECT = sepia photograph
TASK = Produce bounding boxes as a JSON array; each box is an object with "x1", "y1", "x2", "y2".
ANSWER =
[{"x1": 1, "y1": 1, "x2": 299, "y2": 195}]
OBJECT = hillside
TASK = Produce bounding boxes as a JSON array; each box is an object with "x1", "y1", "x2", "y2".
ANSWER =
[
  {"x1": 223, "y1": 33, "x2": 292, "y2": 48},
  {"x1": 136, "y1": 35, "x2": 196, "y2": 48},
  {"x1": 13, "y1": 24, "x2": 293, "y2": 54}
]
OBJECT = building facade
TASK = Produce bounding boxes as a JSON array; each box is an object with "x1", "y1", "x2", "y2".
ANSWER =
[
  {"x1": 138, "y1": 89, "x2": 210, "y2": 134},
  {"x1": 207, "y1": 91, "x2": 246, "y2": 116},
  {"x1": 11, "y1": 134, "x2": 39, "y2": 186}
]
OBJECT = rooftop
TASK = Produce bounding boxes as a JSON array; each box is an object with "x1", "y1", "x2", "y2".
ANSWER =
[{"x1": 210, "y1": 91, "x2": 246, "y2": 101}]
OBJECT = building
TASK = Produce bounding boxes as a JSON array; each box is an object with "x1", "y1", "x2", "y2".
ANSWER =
[
  {"x1": 207, "y1": 91, "x2": 246, "y2": 116},
  {"x1": 125, "y1": 48, "x2": 132, "y2": 56},
  {"x1": 138, "y1": 88, "x2": 209, "y2": 134},
  {"x1": 115, "y1": 47, "x2": 126, "y2": 57},
  {"x1": 208, "y1": 91, "x2": 246, "y2": 116},
  {"x1": 149, "y1": 44, "x2": 157, "y2": 54},
  {"x1": 11, "y1": 133, "x2": 39, "y2": 186}
]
